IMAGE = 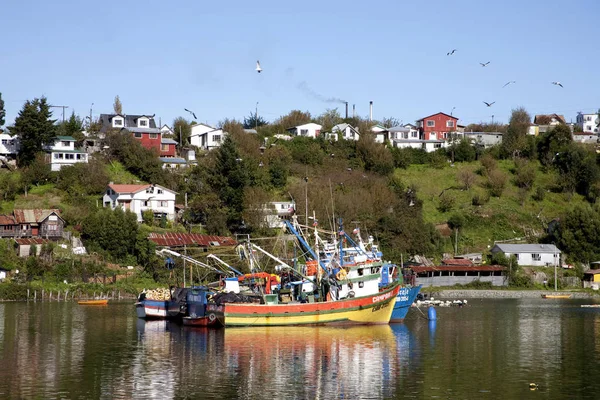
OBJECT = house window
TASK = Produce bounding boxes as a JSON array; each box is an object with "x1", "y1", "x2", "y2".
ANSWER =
[
  {"x1": 146, "y1": 187, "x2": 153, "y2": 194},
  {"x1": 587, "y1": 116, "x2": 592, "y2": 121},
  {"x1": 513, "y1": 254, "x2": 519, "y2": 260},
  {"x1": 159, "y1": 201, "x2": 168, "y2": 207},
  {"x1": 47, "y1": 224, "x2": 57, "y2": 231},
  {"x1": 144, "y1": 201, "x2": 149, "y2": 206},
  {"x1": 54, "y1": 153, "x2": 60, "y2": 159},
  {"x1": 112, "y1": 201, "x2": 116, "y2": 207},
  {"x1": 157, "y1": 189, "x2": 163, "y2": 194},
  {"x1": 587, "y1": 126, "x2": 592, "y2": 131},
  {"x1": 427, "y1": 120, "x2": 435, "y2": 127},
  {"x1": 212, "y1": 135, "x2": 221, "y2": 142},
  {"x1": 113, "y1": 118, "x2": 123, "y2": 127},
  {"x1": 300, "y1": 129, "x2": 309, "y2": 136},
  {"x1": 434, "y1": 143, "x2": 442, "y2": 149},
  {"x1": 1, "y1": 139, "x2": 7, "y2": 144},
  {"x1": 446, "y1": 120, "x2": 455, "y2": 128},
  {"x1": 134, "y1": 132, "x2": 142, "y2": 138},
  {"x1": 532, "y1": 253, "x2": 541, "y2": 261},
  {"x1": 104, "y1": 202, "x2": 111, "y2": 207},
  {"x1": 61, "y1": 141, "x2": 71, "y2": 147},
  {"x1": 139, "y1": 120, "x2": 148, "y2": 127},
  {"x1": 412, "y1": 132, "x2": 418, "y2": 138},
  {"x1": 66, "y1": 154, "x2": 74, "y2": 160},
  {"x1": 149, "y1": 133, "x2": 158, "y2": 139},
  {"x1": 161, "y1": 144, "x2": 169, "y2": 151}
]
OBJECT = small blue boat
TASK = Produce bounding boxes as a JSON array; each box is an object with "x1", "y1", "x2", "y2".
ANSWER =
[{"x1": 390, "y1": 285, "x2": 422, "y2": 322}]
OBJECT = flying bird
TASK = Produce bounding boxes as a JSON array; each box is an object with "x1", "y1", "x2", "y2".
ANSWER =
[
  {"x1": 184, "y1": 108, "x2": 197, "y2": 120},
  {"x1": 502, "y1": 81, "x2": 516, "y2": 88},
  {"x1": 256, "y1": 60, "x2": 262, "y2": 73},
  {"x1": 447, "y1": 49, "x2": 457, "y2": 56},
  {"x1": 479, "y1": 61, "x2": 490, "y2": 67},
  {"x1": 483, "y1": 101, "x2": 495, "y2": 107},
  {"x1": 551, "y1": 81, "x2": 563, "y2": 87}
]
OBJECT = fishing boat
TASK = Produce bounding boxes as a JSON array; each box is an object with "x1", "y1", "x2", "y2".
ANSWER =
[
  {"x1": 135, "y1": 287, "x2": 188, "y2": 319},
  {"x1": 390, "y1": 285, "x2": 422, "y2": 322},
  {"x1": 542, "y1": 294, "x2": 572, "y2": 299},
  {"x1": 182, "y1": 289, "x2": 224, "y2": 328},
  {"x1": 78, "y1": 299, "x2": 108, "y2": 305}
]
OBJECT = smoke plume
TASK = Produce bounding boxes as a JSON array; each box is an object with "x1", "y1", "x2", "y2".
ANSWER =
[{"x1": 297, "y1": 81, "x2": 346, "y2": 104}]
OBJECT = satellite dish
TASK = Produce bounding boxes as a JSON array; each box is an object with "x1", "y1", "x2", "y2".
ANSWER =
[{"x1": 256, "y1": 60, "x2": 262, "y2": 73}]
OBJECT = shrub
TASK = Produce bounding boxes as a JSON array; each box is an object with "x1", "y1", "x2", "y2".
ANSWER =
[
  {"x1": 437, "y1": 192, "x2": 455, "y2": 213},
  {"x1": 487, "y1": 169, "x2": 507, "y2": 197},
  {"x1": 479, "y1": 154, "x2": 497, "y2": 176},
  {"x1": 457, "y1": 169, "x2": 477, "y2": 190},
  {"x1": 532, "y1": 186, "x2": 546, "y2": 201},
  {"x1": 472, "y1": 191, "x2": 489, "y2": 206}
]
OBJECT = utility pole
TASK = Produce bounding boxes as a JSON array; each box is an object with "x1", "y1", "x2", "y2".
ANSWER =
[
  {"x1": 89, "y1": 103, "x2": 94, "y2": 132},
  {"x1": 491, "y1": 115, "x2": 495, "y2": 124},
  {"x1": 50, "y1": 105, "x2": 69, "y2": 123},
  {"x1": 255, "y1": 102, "x2": 259, "y2": 131}
]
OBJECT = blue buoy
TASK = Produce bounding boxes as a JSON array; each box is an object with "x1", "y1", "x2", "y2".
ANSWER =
[{"x1": 428, "y1": 306, "x2": 437, "y2": 321}]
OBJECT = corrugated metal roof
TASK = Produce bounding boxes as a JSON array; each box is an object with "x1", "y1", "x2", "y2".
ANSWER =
[
  {"x1": 148, "y1": 232, "x2": 237, "y2": 247},
  {"x1": 55, "y1": 136, "x2": 76, "y2": 141},
  {"x1": 442, "y1": 259, "x2": 474, "y2": 266},
  {"x1": 161, "y1": 138, "x2": 179, "y2": 144},
  {"x1": 410, "y1": 265, "x2": 505, "y2": 273},
  {"x1": 160, "y1": 157, "x2": 187, "y2": 164},
  {"x1": 13, "y1": 209, "x2": 62, "y2": 224},
  {"x1": 15, "y1": 238, "x2": 51, "y2": 245},
  {"x1": 0, "y1": 215, "x2": 16, "y2": 224},
  {"x1": 126, "y1": 127, "x2": 162, "y2": 133},
  {"x1": 492, "y1": 243, "x2": 560, "y2": 254}
]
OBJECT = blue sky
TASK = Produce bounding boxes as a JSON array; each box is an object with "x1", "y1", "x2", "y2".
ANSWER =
[{"x1": 2, "y1": 0, "x2": 598, "y2": 128}]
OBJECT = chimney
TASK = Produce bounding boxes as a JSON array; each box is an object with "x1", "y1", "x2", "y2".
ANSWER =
[
  {"x1": 352, "y1": 104, "x2": 356, "y2": 118},
  {"x1": 369, "y1": 101, "x2": 373, "y2": 121},
  {"x1": 345, "y1": 102, "x2": 348, "y2": 119}
]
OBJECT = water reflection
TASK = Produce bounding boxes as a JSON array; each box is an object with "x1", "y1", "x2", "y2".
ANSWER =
[{"x1": 3, "y1": 300, "x2": 600, "y2": 399}]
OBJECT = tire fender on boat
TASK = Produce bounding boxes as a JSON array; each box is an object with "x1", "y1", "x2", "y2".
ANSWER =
[{"x1": 208, "y1": 313, "x2": 217, "y2": 323}]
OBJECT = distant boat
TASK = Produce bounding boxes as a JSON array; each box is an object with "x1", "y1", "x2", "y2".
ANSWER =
[
  {"x1": 78, "y1": 299, "x2": 108, "y2": 305},
  {"x1": 541, "y1": 294, "x2": 572, "y2": 299}
]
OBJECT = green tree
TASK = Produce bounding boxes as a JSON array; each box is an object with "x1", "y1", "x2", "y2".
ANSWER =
[
  {"x1": 537, "y1": 124, "x2": 573, "y2": 167},
  {"x1": 275, "y1": 110, "x2": 312, "y2": 128},
  {"x1": 172, "y1": 117, "x2": 192, "y2": 146},
  {"x1": 81, "y1": 207, "x2": 139, "y2": 262},
  {"x1": 113, "y1": 95, "x2": 123, "y2": 114},
  {"x1": 553, "y1": 145, "x2": 600, "y2": 199},
  {"x1": 12, "y1": 97, "x2": 57, "y2": 167},
  {"x1": 243, "y1": 112, "x2": 267, "y2": 130},
  {"x1": 555, "y1": 205, "x2": 600, "y2": 264},
  {"x1": 0, "y1": 92, "x2": 5, "y2": 127},
  {"x1": 315, "y1": 108, "x2": 342, "y2": 132},
  {"x1": 55, "y1": 158, "x2": 109, "y2": 197},
  {"x1": 208, "y1": 135, "x2": 250, "y2": 230},
  {"x1": 449, "y1": 138, "x2": 476, "y2": 162},
  {"x1": 501, "y1": 107, "x2": 531, "y2": 159},
  {"x1": 56, "y1": 112, "x2": 84, "y2": 142}
]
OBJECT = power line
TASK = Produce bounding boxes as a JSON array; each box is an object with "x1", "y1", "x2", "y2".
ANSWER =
[{"x1": 49, "y1": 105, "x2": 69, "y2": 123}]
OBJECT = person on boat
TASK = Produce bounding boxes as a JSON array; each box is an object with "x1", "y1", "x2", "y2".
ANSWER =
[{"x1": 299, "y1": 290, "x2": 308, "y2": 303}]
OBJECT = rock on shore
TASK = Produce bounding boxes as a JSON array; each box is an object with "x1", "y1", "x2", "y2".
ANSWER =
[{"x1": 432, "y1": 289, "x2": 595, "y2": 299}]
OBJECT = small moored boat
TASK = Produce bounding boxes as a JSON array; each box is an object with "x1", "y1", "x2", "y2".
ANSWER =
[
  {"x1": 541, "y1": 294, "x2": 572, "y2": 299},
  {"x1": 78, "y1": 299, "x2": 108, "y2": 305}
]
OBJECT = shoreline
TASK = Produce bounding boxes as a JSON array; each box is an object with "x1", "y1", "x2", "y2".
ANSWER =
[{"x1": 430, "y1": 289, "x2": 597, "y2": 299}]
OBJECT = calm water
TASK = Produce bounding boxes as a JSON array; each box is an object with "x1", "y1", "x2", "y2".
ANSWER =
[{"x1": 1, "y1": 298, "x2": 600, "y2": 399}]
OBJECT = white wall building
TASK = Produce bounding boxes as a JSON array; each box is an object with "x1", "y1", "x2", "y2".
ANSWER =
[
  {"x1": 403, "y1": 124, "x2": 420, "y2": 139},
  {"x1": 331, "y1": 123, "x2": 360, "y2": 141},
  {"x1": 44, "y1": 136, "x2": 88, "y2": 171},
  {"x1": 264, "y1": 201, "x2": 295, "y2": 228},
  {"x1": 370, "y1": 124, "x2": 388, "y2": 143},
  {"x1": 102, "y1": 183, "x2": 177, "y2": 222},
  {"x1": 490, "y1": 243, "x2": 561, "y2": 267},
  {"x1": 189, "y1": 123, "x2": 225, "y2": 150},
  {"x1": 0, "y1": 132, "x2": 20, "y2": 158},
  {"x1": 576, "y1": 113, "x2": 599, "y2": 134},
  {"x1": 287, "y1": 123, "x2": 322, "y2": 138}
]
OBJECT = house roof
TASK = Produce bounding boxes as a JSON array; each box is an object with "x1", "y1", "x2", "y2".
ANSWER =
[
  {"x1": 417, "y1": 112, "x2": 458, "y2": 122},
  {"x1": 584, "y1": 269, "x2": 600, "y2": 275},
  {"x1": 244, "y1": 129, "x2": 258, "y2": 134},
  {"x1": 125, "y1": 127, "x2": 162, "y2": 134},
  {"x1": 533, "y1": 114, "x2": 566, "y2": 124},
  {"x1": 13, "y1": 209, "x2": 62, "y2": 224},
  {"x1": 403, "y1": 123, "x2": 417, "y2": 129},
  {"x1": 160, "y1": 157, "x2": 187, "y2": 164},
  {"x1": 287, "y1": 122, "x2": 322, "y2": 131},
  {"x1": 410, "y1": 265, "x2": 504, "y2": 273},
  {"x1": 55, "y1": 136, "x2": 76, "y2": 141},
  {"x1": 441, "y1": 258, "x2": 474, "y2": 266},
  {"x1": 15, "y1": 238, "x2": 51, "y2": 245},
  {"x1": 161, "y1": 138, "x2": 179, "y2": 144},
  {"x1": 491, "y1": 243, "x2": 561, "y2": 254},
  {"x1": 0, "y1": 215, "x2": 16, "y2": 225},
  {"x1": 388, "y1": 126, "x2": 410, "y2": 133},
  {"x1": 108, "y1": 184, "x2": 152, "y2": 194},
  {"x1": 98, "y1": 114, "x2": 158, "y2": 133},
  {"x1": 148, "y1": 232, "x2": 237, "y2": 247}
]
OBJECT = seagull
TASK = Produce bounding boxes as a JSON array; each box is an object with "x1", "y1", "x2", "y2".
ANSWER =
[
  {"x1": 256, "y1": 60, "x2": 262, "y2": 73},
  {"x1": 551, "y1": 81, "x2": 563, "y2": 87},
  {"x1": 447, "y1": 49, "x2": 457, "y2": 56},
  {"x1": 479, "y1": 61, "x2": 490, "y2": 67},
  {"x1": 503, "y1": 81, "x2": 516, "y2": 88},
  {"x1": 483, "y1": 101, "x2": 495, "y2": 107},
  {"x1": 184, "y1": 108, "x2": 197, "y2": 120}
]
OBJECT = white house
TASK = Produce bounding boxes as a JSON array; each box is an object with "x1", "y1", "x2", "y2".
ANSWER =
[
  {"x1": 331, "y1": 123, "x2": 360, "y2": 141},
  {"x1": 264, "y1": 201, "x2": 295, "y2": 228},
  {"x1": 286, "y1": 123, "x2": 322, "y2": 138},
  {"x1": 403, "y1": 124, "x2": 420, "y2": 139},
  {"x1": 44, "y1": 136, "x2": 88, "y2": 171},
  {"x1": 572, "y1": 132, "x2": 598, "y2": 144},
  {"x1": 103, "y1": 183, "x2": 177, "y2": 222},
  {"x1": 0, "y1": 132, "x2": 20, "y2": 159},
  {"x1": 388, "y1": 126, "x2": 410, "y2": 141},
  {"x1": 160, "y1": 157, "x2": 189, "y2": 169},
  {"x1": 160, "y1": 124, "x2": 174, "y2": 136},
  {"x1": 462, "y1": 132, "x2": 503, "y2": 148},
  {"x1": 189, "y1": 123, "x2": 225, "y2": 150},
  {"x1": 490, "y1": 243, "x2": 561, "y2": 267},
  {"x1": 370, "y1": 124, "x2": 388, "y2": 143},
  {"x1": 576, "y1": 113, "x2": 599, "y2": 134}
]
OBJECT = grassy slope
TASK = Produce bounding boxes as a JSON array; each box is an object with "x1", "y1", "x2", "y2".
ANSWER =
[{"x1": 395, "y1": 160, "x2": 583, "y2": 254}]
